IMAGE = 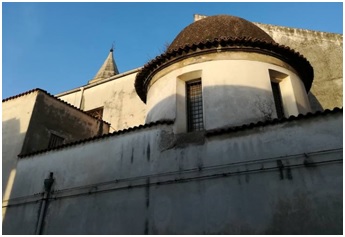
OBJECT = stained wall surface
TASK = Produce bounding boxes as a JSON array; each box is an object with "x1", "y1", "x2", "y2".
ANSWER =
[
  {"x1": 146, "y1": 52, "x2": 311, "y2": 131},
  {"x1": 3, "y1": 112, "x2": 342, "y2": 234},
  {"x1": 21, "y1": 91, "x2": 110, "y2": 155},
  {"x1": 255, "y1": 22, "x2": 343, "y2": 111},
  {"x1": 57, "y1": 69, "x2": 147, "y2": 132},
  {"x1": 2, "y1": 90, "x2": 110, "y2": 209}
]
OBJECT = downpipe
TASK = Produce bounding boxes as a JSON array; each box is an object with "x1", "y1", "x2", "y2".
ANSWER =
[
  {"x1": 35, "y1": 172, "x2": 54, "y2": 235},
  {"x1": 79, "y1": 87, "x2": 85, "y2": 109}
]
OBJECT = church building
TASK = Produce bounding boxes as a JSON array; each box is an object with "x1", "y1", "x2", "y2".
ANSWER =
[{"x1": 2, "y1": 14, "x2": 343, "y2": 234}]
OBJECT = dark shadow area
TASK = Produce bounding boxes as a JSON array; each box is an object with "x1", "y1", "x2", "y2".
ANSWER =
[
  {"x1": 2, "y1": 118, "x2": 39, "y2": 234},
  {"x1": 20, "y1": 91, "x2": 109, "y2": 156},
  {"x1": 308, "y1": 92, "x2": 324, "y2": 112},
  {"x1": 2, "y1": 118, "x2": 21, "y2": 197}
]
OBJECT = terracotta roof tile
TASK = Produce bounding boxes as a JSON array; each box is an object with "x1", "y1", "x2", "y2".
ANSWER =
[{"x1": 168, "y1": 15, "x2": 274, "y2": 51}]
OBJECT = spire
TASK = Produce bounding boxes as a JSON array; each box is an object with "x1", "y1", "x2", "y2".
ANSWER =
[{"x1": 89, "y1": 47, "x2": 119, "y2": 84}]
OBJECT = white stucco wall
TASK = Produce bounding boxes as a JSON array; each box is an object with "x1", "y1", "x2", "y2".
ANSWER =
[
  {"x1": 13, "y1": 114, "x2": 342, "y2": 197},
  {"x1": 146, "y1": 52, "x2": 311, "y2": 132},
  {"x1": 3, "y1": 112, "x2": 342, "y2": 234},
  {"x1": 57, "y1": 69, "x2": 147, "y2": 132},
  {"x1": 2, "y1": 91, "x2": 38, "y2": 199}
]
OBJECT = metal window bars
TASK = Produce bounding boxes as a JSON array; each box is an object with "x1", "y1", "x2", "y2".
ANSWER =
[{"x1": 186, "y1": 79, "x2": 204, "y2": 132}]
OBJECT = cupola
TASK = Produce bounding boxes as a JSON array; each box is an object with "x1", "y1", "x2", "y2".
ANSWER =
[{"x1": 135, "y1": 15, "x2": 314, "y2": 133}]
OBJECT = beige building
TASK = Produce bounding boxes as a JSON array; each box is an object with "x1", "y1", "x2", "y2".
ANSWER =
[
  {"x1": 2, "y1": 89, "x2": 110, "y2": 199},
  {"x1": 2, "y1": 14, "x2": 343, "y2": 234}
]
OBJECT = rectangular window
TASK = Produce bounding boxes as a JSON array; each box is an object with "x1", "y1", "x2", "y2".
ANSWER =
[
  {"x1": 86, "y1": 107, "x2": 104, "y2": 120},
  {"x1": 48, "y1": 134, "x2": 64, "y2": 148},
  {"x1": 271, "y1": 81, "x2": 285, "y2": 119},
  {"x1": 186, "y1": 79, "x2": 204, "y2": 132}
]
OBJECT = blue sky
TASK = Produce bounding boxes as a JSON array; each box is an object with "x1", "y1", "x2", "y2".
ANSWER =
[{"x1": 2, "y1": 2, "x2": 343, "y2": 99}]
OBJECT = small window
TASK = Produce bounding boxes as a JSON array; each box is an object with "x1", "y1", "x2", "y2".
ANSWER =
[
  {"x1": 48, "y1": 134, "x2": 64, "y2": 148},
  {"x1": 271, "y1": 81, "x2": 284, "y2": 119},
  {"x1": 186, "y1": 79, "x2": 204, "y2": 132},
  {"x1": 86, "y1": 107, "x2": 104, "y2": 120}
]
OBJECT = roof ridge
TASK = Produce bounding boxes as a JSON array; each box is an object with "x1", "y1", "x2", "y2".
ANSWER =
[
  {"x1": 18, "y1": 120, "x2": 174, "y2": 158},
  {"x1": 254, "y1": 22, "x2": 343, "y2": 37},
  {"x1": 3, "y1": 88, "x2": 111, "y2": 125},
  {"x1": 2, "y1": 88, "x2": 45, "y2": 102}
]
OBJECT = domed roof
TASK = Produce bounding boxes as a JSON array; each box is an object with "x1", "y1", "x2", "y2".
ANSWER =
[
  {"x1": 168, "y1": 15, "x2": 274, "y2": 51},
  {"x1": 135, "y1": 15, "x2": 314, "y2": 103}
]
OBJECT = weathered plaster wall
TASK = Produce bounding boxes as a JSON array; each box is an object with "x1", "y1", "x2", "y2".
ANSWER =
[
  {"x1": 147, "y1": 53, "x2": 311, "y2": 131},
  {"x1": 2, "y1": 202, "x2": 40, "y2": 235},
  {"x1": 20, "y1": 91, "x2": 110, "y2": 155},
  {"x1": 255, "y1": 23, "x2": 343, "y2": 111},
  {"x1": 57, "y1": 70, "x2": 147, "y2": 132},
  {"x1": 3, "y1": 112, "x2": 342, "y2": 234},
  {"x1": 2, "y1": 91, "x2": 38, "y2": 199}
]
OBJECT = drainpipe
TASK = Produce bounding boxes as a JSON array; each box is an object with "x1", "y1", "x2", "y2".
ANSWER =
[
  {"x1": 79, "y1": 87, "x2": 85, "y2": 109},
  {"x1": 35, "y1": 172, "x2": 54, "y2": 235}
]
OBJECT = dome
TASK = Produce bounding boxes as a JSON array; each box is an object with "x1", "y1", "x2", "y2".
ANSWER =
[
  {"x1": 168, "y1": 15, "x2": 274, "y2": 51},
  {"x1": 135, "y1": 15, "x2": 314, "y2": 103}
]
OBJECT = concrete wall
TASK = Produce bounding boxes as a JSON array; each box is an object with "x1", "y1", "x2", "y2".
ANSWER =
[
  {"x1": 255, "y1": 22, "x2": 343, "y2": 111},
  {"x1": 146, "y1": 52, "x2": 311, "y2": 132},
  {"x1": 3, "y1": 112, "x2": 342, "y2": 234},
  {"x1": 2, "y1": 91, "x2": 38, "y2": 199},
  {"x1": 57, "y1": 69, "x2": 147, "y2": 132},
  {"x1": 20, "y1": 91, "x2": 110, "y2": 155}
]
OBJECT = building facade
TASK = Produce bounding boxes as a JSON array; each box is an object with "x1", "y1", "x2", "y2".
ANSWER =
[
  {"x1": 2, "y1": 14, "x2": 343, "y2": 234},
  {"x1": 2, "y1": 89, "x2": 110, "y2": 201}
]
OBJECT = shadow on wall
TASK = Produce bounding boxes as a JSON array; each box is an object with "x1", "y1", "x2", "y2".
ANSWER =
[
  {"x1": 2, "y1": 118, "x2": 21, "y2": 199},
  {"x1": 1, "y1": 86, "x2": 326, "y2": 234},
  {"x1": 146, "y1": 85, "x2": 321, "y2": 130},
  {"x1": 2, "y1": 118, "x2": 23, "y2": 231},
  {"x1": 308, "y1": 92, "x2": 324, "y2": 112}
]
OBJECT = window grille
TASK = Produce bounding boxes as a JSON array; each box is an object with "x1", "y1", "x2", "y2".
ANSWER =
[
  {"x1": 186, "y1": 79, "x2": 204, "y2": 132},
  {"x1": 271, "y1": 81, "x2": 284, "y2": 119},
  {"x1": 86, "y1": 107, "x2": 104, "y2": 120},
  {"x1": 48, "y1": 134, "x2": 64, "y2": 148}
]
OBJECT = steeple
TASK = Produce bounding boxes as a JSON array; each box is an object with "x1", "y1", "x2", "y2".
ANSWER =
[{"x1": 89, "y1": 47, "x2": 119, "y2": 84}]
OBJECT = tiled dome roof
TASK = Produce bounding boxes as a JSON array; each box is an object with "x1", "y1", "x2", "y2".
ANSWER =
[
  {"x1": 135, "y1": 15, "x2": 314, "y2": 103},
  {"x1": 168, "y1": 15, "x2": 275, "y2": 51}
]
